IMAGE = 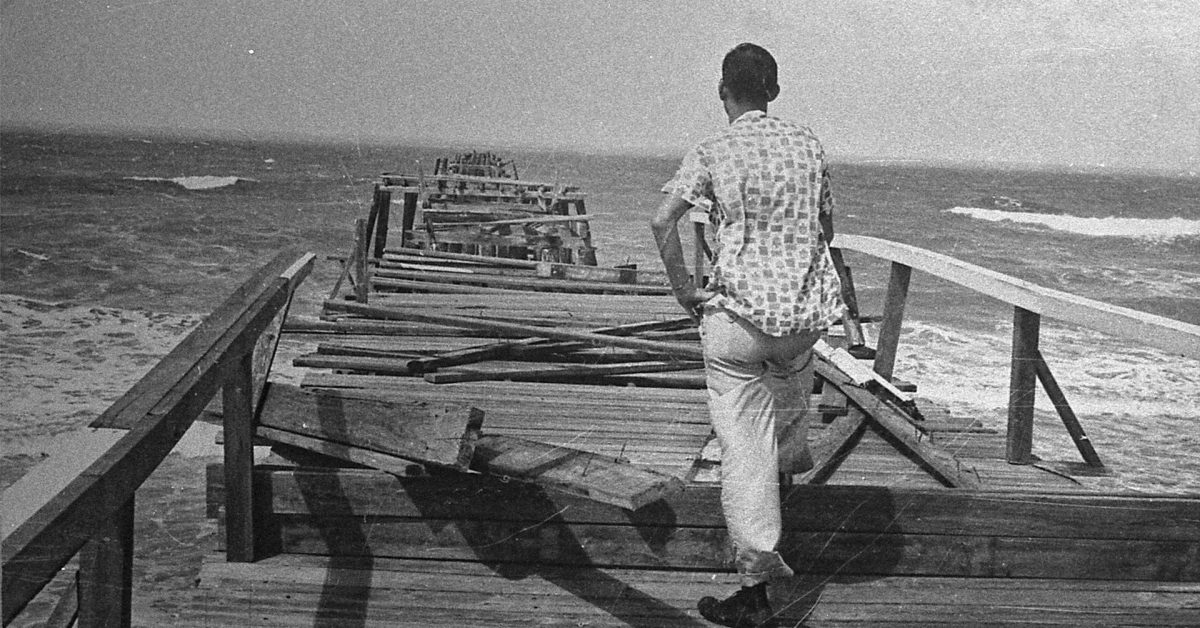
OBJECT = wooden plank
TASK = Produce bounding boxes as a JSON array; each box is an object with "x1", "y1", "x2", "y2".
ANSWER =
[
  {"x1": 324, "y1": 301, "x2": 703, "y2": 359},
  {"x1": 246, "y1": 514, "x2": 1200, "y2": 580},
  {"x1": 294, "y1": 353, "x2": 414, "y2": 375},
  {"x1": 472, "y1": 435, "x2": 685, "y2": 511},
  {"x1": 254, "y1": 427, "x2": 427, "y2": 478},
  {"x1": 1035, "y1": 348, "x2": 1103, "y2": 467},
  {"x1": 226, "y1": 467, "x2": 1200, "y2": 541},
  {"x1": 816, "y1": 361, "x2": 980, "y2": 488},
  {"x1": 255, "y1": 383, "x2": 483, "y2": 471},
  {"x1": 372, "y1": 268, "x2": 673, "y2": 295},
  {"x1": 838, "y1": 234, "x2": 1200, "y2": 360},
  {"x1": 1007, "y1": 306, "x2": 1040, "y2": 464},
  {"x1": 428, "y1": 214, "x2": 593, "y2": 229},
  {"x1": 183, "y1": 552, "x2": 1200, "y2": 628},
  {"x1": 90, "y1": 249, "x2": 314, "y2": 429},
  {"x1": 321, "y1": 316, "x2": 692, "y2": 374},
  {"x1": 423, "y1": 360, "x2": 704, "y2": 384},
  {"x1": 796, "y1": 410, "x2": 868, "y2": 484}
]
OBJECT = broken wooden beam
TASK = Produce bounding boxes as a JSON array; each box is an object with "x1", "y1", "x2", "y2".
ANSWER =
[
  {"x1": 255, "y1": 383, "x2": 483, "y2": 472},
  {"x1": 471, "y1": 434, "x2": 685, "y2": 511},
  {"x1": 815, "y1": 361, "x2": 981, "y2": 489},
  {"x1": 324, "y1": 301, "x2": 704, "y2": 360},
  {"x1": 795, "y1": 410, "x2": 869, "y2": 485},
  {"x1": 424, "y1": 360, "x2": 704, "y2": 384},
  {"x1": 255, "y1": 426, "x2": 427, "y2": 478},
  {"x1": 406, "y1": 316, "x2": 693, "y2": 373}
]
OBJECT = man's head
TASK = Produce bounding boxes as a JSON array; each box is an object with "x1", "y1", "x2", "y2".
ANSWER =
[{"x1": 719, "y1": 43, "x2": 779, "y2": 106}]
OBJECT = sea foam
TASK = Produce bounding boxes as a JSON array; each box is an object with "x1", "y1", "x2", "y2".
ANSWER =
[
  {"x1": 946, "y1": 207, "x2": 1200, "y2": 241},
  {"x1": 126, "y1": 175, "x2": 252, "y2": 190}
]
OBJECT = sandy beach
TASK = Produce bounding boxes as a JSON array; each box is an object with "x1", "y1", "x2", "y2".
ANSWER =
[{"x1": 0, "y1": 286, "x2": 325, "y2": 626}]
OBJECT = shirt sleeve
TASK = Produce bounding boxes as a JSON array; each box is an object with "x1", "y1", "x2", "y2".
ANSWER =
[
  {"x1": 819, "y1": 168, "x2": 834, "y2": 217},
  {"x1": 661, "y1": 146, "x2": 713, "y2": 207}
]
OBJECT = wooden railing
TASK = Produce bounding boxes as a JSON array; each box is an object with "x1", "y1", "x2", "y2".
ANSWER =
[
  {"x1": 1, "y1": 250, "x2": 314, "y2": 627},
  {"x1": 831, "y1": 234, "x2": 1200, "y2": 466}
]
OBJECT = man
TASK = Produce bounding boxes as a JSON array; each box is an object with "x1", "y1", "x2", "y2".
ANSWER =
[{"x1": 650, "y1": 43, "x2": 845, "y2": 627}]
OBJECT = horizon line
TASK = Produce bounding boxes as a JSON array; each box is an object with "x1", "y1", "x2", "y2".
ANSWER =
[{"x1": 1, "y1": 121, "x2": 1194, "y2": 178}]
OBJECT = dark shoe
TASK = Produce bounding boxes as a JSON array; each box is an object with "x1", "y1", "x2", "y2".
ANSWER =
[{"x1": 697, "y1": 584, "x2": 773, "y2": 627}]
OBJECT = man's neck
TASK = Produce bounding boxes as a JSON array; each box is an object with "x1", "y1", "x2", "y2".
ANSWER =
[{"x1": 725, "y1": 99, "x2": 768, "y2": 124}]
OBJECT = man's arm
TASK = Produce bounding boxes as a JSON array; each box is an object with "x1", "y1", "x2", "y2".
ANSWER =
[
  {"x1": 819, "y1": 168, "x2": 835, "y2": 244},
  {"x1": 651, "y1": 194, "x2": 713, "y2": 322}
]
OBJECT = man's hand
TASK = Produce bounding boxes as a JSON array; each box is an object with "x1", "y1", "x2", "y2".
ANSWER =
[{"x1": 673, "y1": 286, "x2": 716, "y2": 324}]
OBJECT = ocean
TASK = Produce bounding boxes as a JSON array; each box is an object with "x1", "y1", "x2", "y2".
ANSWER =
[{"x1": 2, "y1": 129, "x2": 1198, "y2": 493}]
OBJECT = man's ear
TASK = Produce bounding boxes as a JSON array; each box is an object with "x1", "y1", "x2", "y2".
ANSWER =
[
  {"x1": 765, "y1": 84, "x2": 780, "y2": 103},
  {"x1": 717, "y1": 79, "x2": 727, "y2": 101}
]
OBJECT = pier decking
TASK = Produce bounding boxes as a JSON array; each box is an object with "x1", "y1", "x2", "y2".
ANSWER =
[
  {"x1": 4, "y1": 222, "x2": 1200, "y2": 626},
  {"x1": 194, "y1": 232, "x2": 1197, "y2": 625}
]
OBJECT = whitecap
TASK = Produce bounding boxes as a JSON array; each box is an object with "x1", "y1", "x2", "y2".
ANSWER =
[
  {"x1": 125, "y1": 175, "x2": 255, "y2": 190},
  {"x1": 944, "y1": 206, "x2": 1200, "y2": 242}
]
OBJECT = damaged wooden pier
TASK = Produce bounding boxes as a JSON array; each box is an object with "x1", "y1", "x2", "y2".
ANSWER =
[{"x1": 4, "y1": 213, "x2": 1200, "y2": 625}]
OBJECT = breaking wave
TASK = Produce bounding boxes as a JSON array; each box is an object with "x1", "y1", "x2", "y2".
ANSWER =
[
  {"x1": 125, "y1": 175, "x2": 253, "y2": 190},
  {"x1": 945, "y1": 206, "x2": 1200, "y2": 241}
]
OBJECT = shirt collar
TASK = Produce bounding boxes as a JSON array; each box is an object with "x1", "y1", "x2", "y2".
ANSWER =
[{"x1": 731, "y1": 110, "x2": 767, "y2": 125}]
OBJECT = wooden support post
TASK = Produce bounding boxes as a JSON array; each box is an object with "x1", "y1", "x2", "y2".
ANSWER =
[
  {"x1": 363, "y1": 185, "x2": 380, "y2": 255},
  {"x1": 1035, "y1": 349, "x2": 1103, "y2": 467},
  {"x1": 222, "y1": 351, "x2": 256, "y2": 562},
  {"x1": 77, "y1": 496, "x2": 133, "y2": 628},
  {"x1": 873, "y1": 262, "x2": 911, "y2": 380},
  {"x1": 574, "y1": 198, "x2": 597, "y2": 266},
  {"x1": 373, "y1": 190, "x2": 391, "y2": 259},
  {"x1": 399, "y1": 190, "x2": 416, "y2": 247},
  {"x1": 1007, "y1": 307, "x2": 1040, "y2": 464},
  {"x1": 354, "y1": 218, "x2": 369, "y2": 304}
]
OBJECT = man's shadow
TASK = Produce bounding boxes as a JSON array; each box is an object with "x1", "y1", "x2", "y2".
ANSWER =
[
  {"x1": 399, "y1": 471, "x2": 710, "y2": 628},
  {"x1": 768, "y1": 482, "x2": 902, "y2": 627}
]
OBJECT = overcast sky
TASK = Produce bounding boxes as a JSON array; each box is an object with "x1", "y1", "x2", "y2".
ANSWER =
[{"x1": 2, "y1": 1, "x2": 1197, "y2": 170}]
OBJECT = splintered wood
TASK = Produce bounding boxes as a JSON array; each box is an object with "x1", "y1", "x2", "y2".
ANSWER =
[
  {"x1": 305, "y1": 247, "x2": 988, "y2": 492},
  {"x1": 256, "y1": 383, "x2": 483, "y2": 471}
]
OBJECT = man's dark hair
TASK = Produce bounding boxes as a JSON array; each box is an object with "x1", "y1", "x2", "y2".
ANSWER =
[{"x1": 721, "y1": 43, "x2": 778, "y2": 103}]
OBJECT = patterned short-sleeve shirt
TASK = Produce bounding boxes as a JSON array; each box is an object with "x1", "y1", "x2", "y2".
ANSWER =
[{"x1": 662, "y1": 110, "x2": 845, "y2": 336}]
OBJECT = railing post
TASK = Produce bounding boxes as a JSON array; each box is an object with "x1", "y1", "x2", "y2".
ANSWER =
[
  {"x1": 373, "y1": 187, "x2": 392, "y2": 258},
  {"x1": 354, "y1": 217, "x2": 370, "y2": 304},
  {"x1": 77, "y1": 496, "x2": 134, "y2": 628},
  {"x1": 873, "y1": 262, "x2": 911, "y2": 381},
  {"x1": 399, "y1": 190, "x2": 416, "y2": 247},
  {"x1": 1007, "y1": 306, "x2": 1041, "y2": 464},
  {"x1": 223, "y1": 351, "x2": 257, "y2": 562}
]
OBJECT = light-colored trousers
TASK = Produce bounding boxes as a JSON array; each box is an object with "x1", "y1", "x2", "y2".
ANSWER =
[{"x1": 701, "y1": 307, "x2": 820, "y2": 586}]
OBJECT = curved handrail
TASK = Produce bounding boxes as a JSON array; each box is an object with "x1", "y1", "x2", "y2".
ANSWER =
[{"x1": 835, "y1": 234, "x2": 1200, "y2": 361}]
